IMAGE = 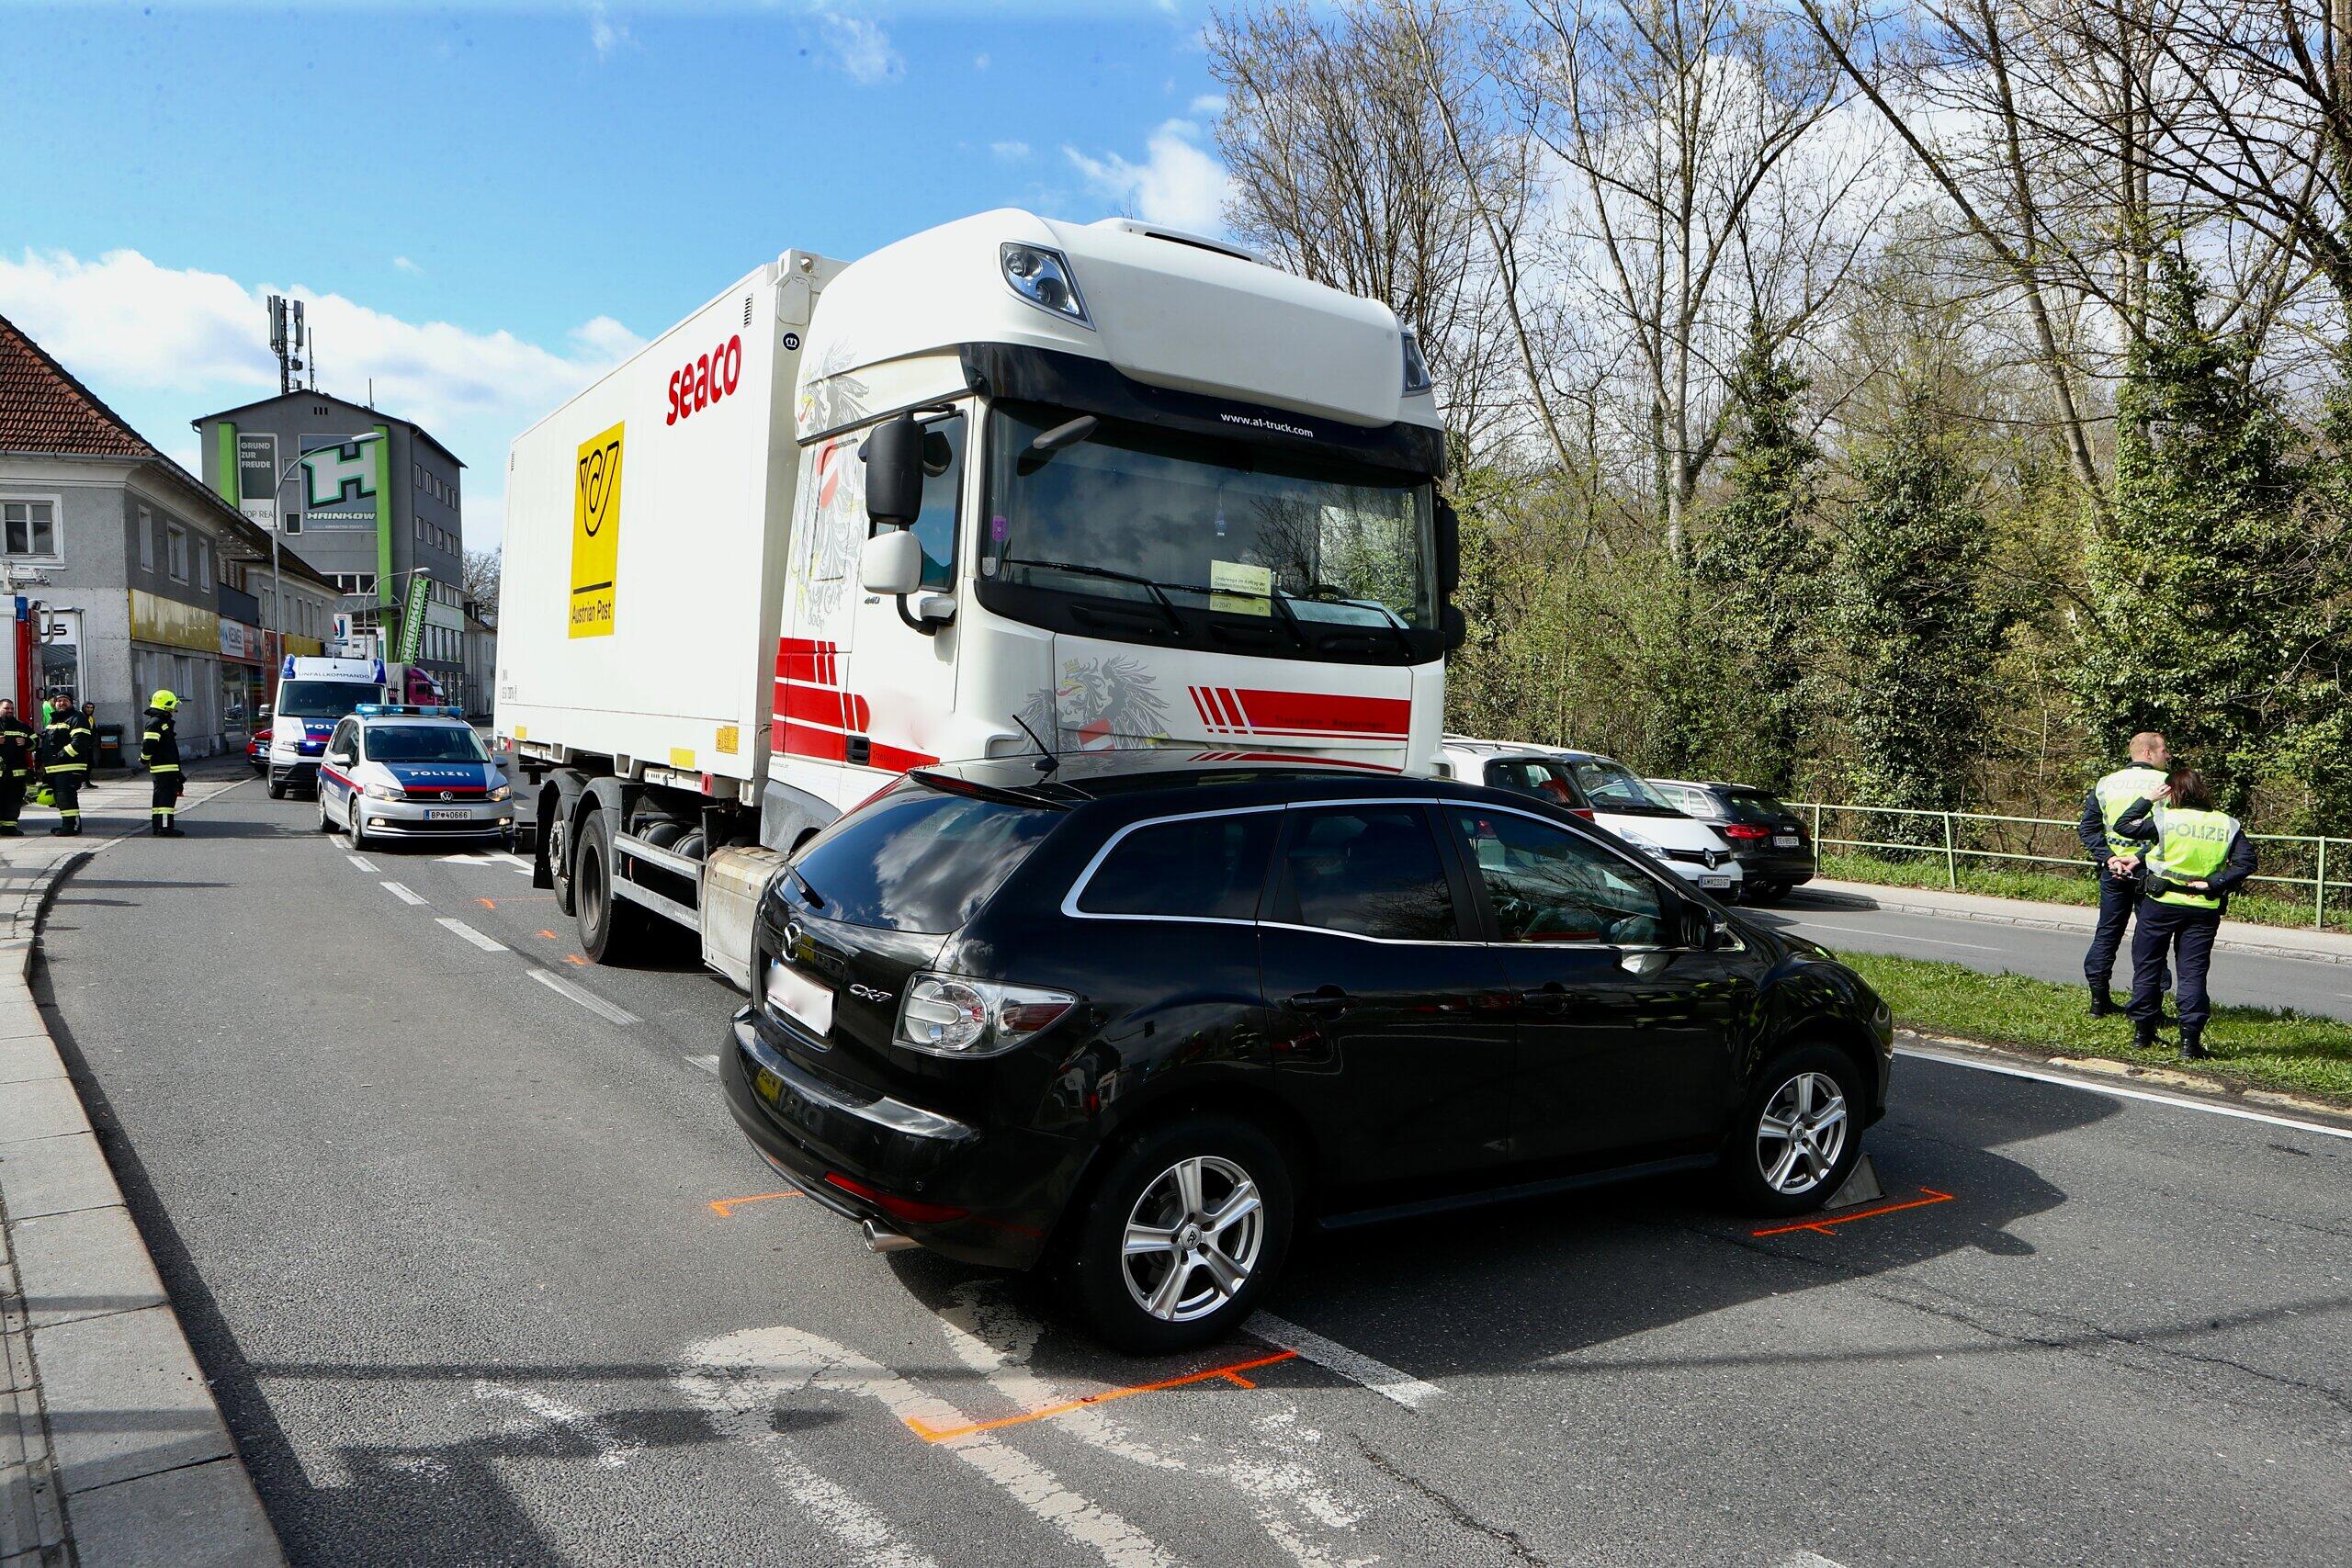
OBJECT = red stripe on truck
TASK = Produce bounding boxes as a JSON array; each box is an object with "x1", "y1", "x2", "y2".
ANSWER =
[
  {"x1": 1183, "y1": 686, "x2": 1410, "y2": 739},
  {"x1": 771, "y1": 718, "x2": 936, "y2": 773}
]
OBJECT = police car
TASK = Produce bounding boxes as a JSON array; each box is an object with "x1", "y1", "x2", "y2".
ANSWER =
[{"x1": 314, "y1": 705, "x2": 515, "y2": 849}]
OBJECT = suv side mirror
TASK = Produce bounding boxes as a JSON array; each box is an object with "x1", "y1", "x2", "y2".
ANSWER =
[
  {"x1": 1679, "y1": 902, "x2": 1727, "y2": 951},
  {"x1": 860, "y1": 528, "x2": 923, "y2": 596},
  {"x1": 325, "y1": 749, "x2": 352, "y2": 767},
  {"x1": 860, "y1": 413, "x2": 925, "y2": 525}
]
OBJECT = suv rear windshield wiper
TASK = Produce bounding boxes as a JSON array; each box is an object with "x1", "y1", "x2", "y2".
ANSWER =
[{"x1": 997, "y1": 558, "x2": 1186, "y2": 635}]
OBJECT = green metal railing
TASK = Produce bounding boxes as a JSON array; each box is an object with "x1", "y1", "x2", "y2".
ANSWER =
[{"x1": 1789, "y1": 801, "x2": 2350, "y2": 930}]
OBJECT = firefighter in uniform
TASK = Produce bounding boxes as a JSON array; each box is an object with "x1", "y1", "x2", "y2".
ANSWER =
[
  {"x1": 140, "y1": 690, "x2": 185, "y2": 836},
  {"x1": 2112, "y1": 767, "x2": 2256, "y2": 1061},
  {"x1": 0, "y1": 699, "x2": 33, "y2": 836},
  {"x1": 2076, "y1": 730, "x2": 2169, "y2": 1016},
  {"x1": 39, "y1": 699, "x2": 92, "y2": 836}
]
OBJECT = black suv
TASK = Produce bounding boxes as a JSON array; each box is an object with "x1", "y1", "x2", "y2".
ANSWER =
[
  {"x1": 1648, "y1": 778, "x2": 1818, "y2": 903},
  {"x1": 721, "y1": 756, "x2": 1891, "y2": 1351}
]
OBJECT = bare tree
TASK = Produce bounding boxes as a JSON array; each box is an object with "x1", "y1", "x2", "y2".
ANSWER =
[
  {"x1": 462, "y1": 548, "x2": 501, "y2": 625},
  {"x1": 1507, "y1": 0, "x2": 1891, "y2": 549}
]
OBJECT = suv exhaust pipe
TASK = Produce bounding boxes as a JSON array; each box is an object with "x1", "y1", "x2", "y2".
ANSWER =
[{"x1": 861, "y1": 1219, "x2": 918, "y2": 1254}]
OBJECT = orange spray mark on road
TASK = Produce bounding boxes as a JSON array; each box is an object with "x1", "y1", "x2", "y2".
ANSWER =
[
  {"x1": 902, "y1": 1349, "x2": 1299, "y2": 1443},
  {"x1": 1751, "y1": 1187, "x2": 1955, "y2": 1237},
  {"x1": 537, "y1": 930, "x2": 559, "y2": 940},
  {"x1": 708, "y1": 1190, "x2": 803, "y2": 1217},
  {"x1": 477, "y1": 897, "x2": 497, "y2": 909},
  {"x1": 563, "y1": 953, "x2": 589, "y2": 966}
]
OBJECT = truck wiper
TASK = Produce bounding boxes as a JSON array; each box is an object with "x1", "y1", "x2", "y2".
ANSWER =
[{"x1": 998, "y1": 558, "x2": 1186, "y2": 635}]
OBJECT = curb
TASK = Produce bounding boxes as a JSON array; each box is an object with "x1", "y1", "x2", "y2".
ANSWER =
[
  {"x1": 0, "y1": 783, "x2": 285, "y2": 1567},
  {"x1": 1800, "y1": 881, "x2": 2352, "y2": 968},
  {"x1": 1895, "y1": 1027, "x2": 2352, "y2": 1127}
]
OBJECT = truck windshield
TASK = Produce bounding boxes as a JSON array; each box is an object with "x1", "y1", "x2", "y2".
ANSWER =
[
  {"x1": 981, "y1": 403, "x2": 1435, "y2": 648},
  {"x1": 277, "y1": 681, "x2": 384, "y2": 720},
  {"x1": 366, "y1": 725, "x2": 488, "y2": 762}
]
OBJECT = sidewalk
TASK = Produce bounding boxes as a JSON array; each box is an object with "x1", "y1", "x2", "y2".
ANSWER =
[
  {"x1": 1804, "y1": 876, "x2": 2352, "y2": 967},
  {"x1": 0, "y1": 761, "x2": 281, "y2": 1566}
]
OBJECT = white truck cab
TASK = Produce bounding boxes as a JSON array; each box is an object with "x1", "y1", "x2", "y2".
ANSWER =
[{"x1": 498, "y1": 209, "x2": 1458, "y2": 982}]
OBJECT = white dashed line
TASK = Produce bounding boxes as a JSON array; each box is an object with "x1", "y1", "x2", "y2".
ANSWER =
[
  {"x1": 435, "y1": 917, "x2": 509, "y2": 953},
  {"x1": 1798, "y1": 919, "x2": 1996, "y2": 952},
  {"x1": 527, "y1": 967, "x2": 640, "y2": 1027},
  {"x1": 380, "y1": 881, "x2": 427, "y2": 906},
  {"x1": 345, "y1": 853, "x2": 378, "y2": 874},
  {"x1": 686, "y1": 1054, "x2": 720, "y2": 1076},
  {"x1": 1898, "y1": 1044, "x2": 2352, "y2": 1142},
  {"x1": 1246, "y1": 1312, "x2": 1440, "y2": 1409}
]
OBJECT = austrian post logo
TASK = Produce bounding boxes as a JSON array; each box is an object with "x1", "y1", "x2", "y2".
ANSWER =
[{"x1": 571, "y1": 423, "x2": 624, "y2": 638}]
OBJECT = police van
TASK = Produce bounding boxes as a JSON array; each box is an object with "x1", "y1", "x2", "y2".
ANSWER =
[
  {"x1": 315, "y1": 705, "x2": 515, "y2": 849},
  {"x1": 266, "y1": 656, "x2": 388, "y2": 797}
]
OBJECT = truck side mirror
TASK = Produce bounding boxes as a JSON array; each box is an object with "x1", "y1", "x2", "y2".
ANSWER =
[
  {"x1": 1433, "y1": 495, "x2": 1462, "y2": 599},
  {"x1": 861, "y1": 414, "x2": 925, "y2": 526},
  {"x1": 1442, "y1": 604, "x2": 1466, "y2": 650},
  {"x1": 860, "y1": 528, "x2": 924, "y2": 596}
]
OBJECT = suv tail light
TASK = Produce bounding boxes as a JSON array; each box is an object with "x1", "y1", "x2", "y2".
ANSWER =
[
  {"x1": 823, "y1": 1172, "x2": 967, "y2": 1225},
  {"x1": 1720, "y1": 823, "x2": 1770, "y2": 841},
  {"x1": 896, "y1": 973, "x2": 1078, "y2": 1058}
]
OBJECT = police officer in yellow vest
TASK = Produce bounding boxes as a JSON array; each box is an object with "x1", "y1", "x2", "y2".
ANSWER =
[
  {"x1": 2076, "y1": 731, "x2": 2170, "y2": 1016},
  {"x1": 37, "y1": 698, "x2": 92, "y2": 836},
  {"x1": 2111, "y1": 766, "x2": 2255, "y2": 1061},
  {"x1": 139, "y1": 690, "x2": 185, "y2": 836}
]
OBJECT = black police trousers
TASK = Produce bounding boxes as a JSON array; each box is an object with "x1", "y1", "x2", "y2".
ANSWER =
[{"x1": 2128, "y1": 899, "x2": 2222, "y2": 1030}]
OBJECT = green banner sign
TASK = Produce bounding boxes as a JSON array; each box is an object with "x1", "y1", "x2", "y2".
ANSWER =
[{"x1": 398, "y1": 574, "x2": 430, "y2": 664}]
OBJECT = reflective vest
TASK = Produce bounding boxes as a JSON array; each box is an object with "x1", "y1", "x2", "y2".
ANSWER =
[
  {"x1": 2144, "y1": 806, "x2": 2238, "y2": 910},
  {"x1": 2094, "y1": 764, "x2": 2169, "y2": 856},
  {"x1": 140, "y1": 712, "x2": 182, "y2": 773},
  {"x1": 39, "y1": 719, "x2": 89, "y2": 773}
]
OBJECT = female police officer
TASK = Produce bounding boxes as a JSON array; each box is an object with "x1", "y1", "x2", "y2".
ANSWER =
[{"x1": 2112, "y1": 768, "x2": 2256, "y2": 1060}]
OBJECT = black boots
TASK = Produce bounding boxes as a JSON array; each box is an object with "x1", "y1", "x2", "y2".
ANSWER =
[
  {"x1": 151, "y1": 820, "x2": 182, "y2": 837},
  {"x1": 2133, "y1": 1018, "x2": 2160, "y2": 1051},
  {"x1": 2089, "y1": 990, "x2": 2119, "y2": 1019},
  {"x1": 2179, "y1": 1028, "x2": 2211, "y2": 1061}
]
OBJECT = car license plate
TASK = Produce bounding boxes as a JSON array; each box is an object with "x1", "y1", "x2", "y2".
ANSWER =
[
  {"x1": 425, "y1": 808, "x2": 471, "y2": 820},
  {"x1": 1773, "y1": 834, "x2": 1798, "y2": 847},
  {"x1": 1701, "y1": 875, "x2": 1733, "y2": 891},
  {"x1": 765, "y1": 960, "x2": 834, "y2": 1037},
  {"x1": 754, "y1": 1066, "x2": 784, "y2": 1106}
]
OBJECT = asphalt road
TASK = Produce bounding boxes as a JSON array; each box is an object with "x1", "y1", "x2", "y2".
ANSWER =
[
  {"x1": 33, "y1": 781, "x2": 2352, "y2": 1567},
  {"x1": 1751, "y1": 888, "x2": 2352, "y2": 1024}
]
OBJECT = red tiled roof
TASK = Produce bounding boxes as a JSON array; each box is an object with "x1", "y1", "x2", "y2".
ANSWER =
[{"x1": 0, "y1": 311, "x2": 161, "y2": 457}]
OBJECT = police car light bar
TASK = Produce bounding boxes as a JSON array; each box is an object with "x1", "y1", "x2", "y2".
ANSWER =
[{"x1": 354, "y1": 704, "x2": 467, "y2": 717}]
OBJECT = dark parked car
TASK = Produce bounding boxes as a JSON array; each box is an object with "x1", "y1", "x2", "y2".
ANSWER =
[
  {"x1": 721, "y1": 756, "x2": 1891, "y2": 1351},
  {"x1": 1648, "y1": 778, "x2": 1817, "y2": 903}
]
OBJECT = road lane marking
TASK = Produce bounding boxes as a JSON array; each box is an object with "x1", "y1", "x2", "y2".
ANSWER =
[
  {"x1": 1897, "y1": 1044, "x2": 2352, "y2": 1142},
  {"x1": 904, "y1": 1349, "x2": 1300, "y2": 1444},
  {"x1": 435, "y1": 917, "x2": 509, "y2": 953},
  {"x1": 1798, "y1": 919, "x2": 1996, "y2": 952},
  {"x1": 709, "y1": 1190, "x2": 801, "y2": 1216},
  {"x1": 526, "y1": 968, "x2": 639, "y2": 1026},
  {"x1": 380, "y1": 881, "x2": 426, "y2": 906},
  {"x1": 1752, "y1": 1187, "x2": 1955, "y2": 1237},
  {"x1": 472, "y1": 1379, "x2": 641, "y2": 1470},
  {"x1": 686, "y1": 1054, "x2": 720, "y2": 1075},
  {"x1": 680, "y1": 1325, "x2": 1174, "y2": 1567},
  {"x1": 1246, "y1": 1313, "x2": 1440, "y2": 1410},
  {"x1": 345, "y1": 854, "x2": 378, "y2": 874}
]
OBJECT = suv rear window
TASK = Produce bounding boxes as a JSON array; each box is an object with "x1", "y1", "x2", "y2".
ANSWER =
[
  {"x1": 791, "y1": 784, "x2": 1058, "y2": 933},
  {"x1": 1722, "y1": 790, "x2": 1793, "y2": 825},
  {"x1": 1078, "y1": 811, "x2": 1277, "y2": 921}
]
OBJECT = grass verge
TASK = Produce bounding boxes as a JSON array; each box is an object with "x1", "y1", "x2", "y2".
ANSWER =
[
  {"x1": 1837, "y1": 949, "x2": 2352, "y2": 1106},
  {"x1": 1820, "y1": 851, "x2": 2343, "y2": 933}
]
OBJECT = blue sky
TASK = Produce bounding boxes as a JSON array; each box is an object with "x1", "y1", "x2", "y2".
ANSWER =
[{"x1": 0, "y1": 0, "x2": 1234, "y2": 544}]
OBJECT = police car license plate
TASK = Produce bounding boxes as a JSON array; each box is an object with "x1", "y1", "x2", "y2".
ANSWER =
[
  {"x1": 425, "y1": 808, "x2": 471, "y2": 820},
  {"x1": 1773, "y1": 834, "x2": 1798, "y2": 847},
  {"x1": 765, "y1": 960, "x2": 833, "y2": 1036}
]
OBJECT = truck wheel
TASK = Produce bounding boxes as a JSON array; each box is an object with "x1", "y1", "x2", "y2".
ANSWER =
[
  {"x1": 548, "y1": 810, "x2": 576, "y2": 917},
  {"x1": 575, "y1": 809, "x2": 651, "y2": 964},
  {"x1": 1069, "y1": 1113, "x2": 1294, "y2": 1355}
]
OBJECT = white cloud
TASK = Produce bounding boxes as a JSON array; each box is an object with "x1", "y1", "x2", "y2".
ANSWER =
[
  {"x1": 1188, "y1": 93, "x2": 1224, "y2": 117},
  {"x1": 0, "y1": 247, "x2": 643, "y2": 549},
  {"x1": 973, "y1": 51, "x2": 989, "y2": 71},
  {"x1": 391, "y1": 255, "x2": 420, "y2": 274},
  {"x1": 587, "y1": 3, "x2": 629, "y2": 60},
  {"x1": 1065, "y1": 118, "x2": 1234, "y2": 235},
  {"x1": 989, "y1": 140, "x2": 1031, "y2": 162},
  {"x1": 816, "y1": 8, "x2": 901, "y2": 85}
]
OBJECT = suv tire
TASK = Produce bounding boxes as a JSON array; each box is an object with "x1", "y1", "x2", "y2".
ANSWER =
[
  {"x1": 1722, "y1": 1043, "x2": 1864, "y2": 1217},
  {"x1": 1069, "y1": 1113, "x2": 1294, "y2": 1355}
]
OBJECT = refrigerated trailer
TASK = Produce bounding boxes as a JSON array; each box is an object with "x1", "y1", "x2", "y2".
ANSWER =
[{"x1": 496, "y1": 208, "x2": 1458, "y2": 984}]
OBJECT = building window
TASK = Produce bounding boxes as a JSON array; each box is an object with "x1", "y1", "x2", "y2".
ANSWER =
[
  {"x1": 198, "y1": 539, "x2": 212, "y2": 592},
  {"x1": 3, "y1": 500, "x2": 59, "y2": 559},
  {"x1": 166, "y1": 523, "x2": 189, "y2": 582},
  {"x1": 137, "y1": 506, "x2": 154, "y2": 570}
]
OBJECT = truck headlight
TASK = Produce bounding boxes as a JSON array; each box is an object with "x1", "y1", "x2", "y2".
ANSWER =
[{"x1": 1001, "y1": 243, "x2": 1091, "y2": 328}]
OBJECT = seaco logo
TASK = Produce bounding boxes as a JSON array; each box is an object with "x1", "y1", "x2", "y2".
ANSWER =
[{"x1": 667, "y1": 333, "x2": 743, "y2": 425}]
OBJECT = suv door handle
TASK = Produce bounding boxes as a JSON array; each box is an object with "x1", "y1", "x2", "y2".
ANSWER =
[
  {"x1": 1520, "y1": 981, "x2": 1568, "y2": 1013},
  {"x1": 1285, "y1": 987, "x2": 1353, "y2": 1017}
]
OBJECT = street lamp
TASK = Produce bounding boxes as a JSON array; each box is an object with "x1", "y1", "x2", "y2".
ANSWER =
[{"x1": 266, "y1": 434, "x2": 382, "y2": 657}]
